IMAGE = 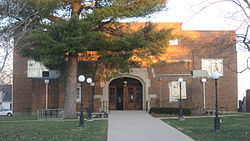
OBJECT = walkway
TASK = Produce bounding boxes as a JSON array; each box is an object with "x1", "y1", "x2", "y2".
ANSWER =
[{"x1": 107, "y1": 110, "x2": 194, "y2": 141}]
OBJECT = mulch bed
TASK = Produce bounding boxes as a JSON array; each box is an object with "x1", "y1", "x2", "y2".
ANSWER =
[{"x1": 150, "y1": 113, "x2": 207, "y2": 118}]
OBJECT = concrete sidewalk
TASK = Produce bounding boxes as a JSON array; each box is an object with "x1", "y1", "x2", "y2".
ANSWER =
[{"x1": 107, "y1": 110, "x2": 194, "y2": 141}]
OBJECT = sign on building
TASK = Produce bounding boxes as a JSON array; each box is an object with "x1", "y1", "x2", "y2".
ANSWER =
[{"x1": 169, "y1": 81, "x2": 187, "y2": 102}]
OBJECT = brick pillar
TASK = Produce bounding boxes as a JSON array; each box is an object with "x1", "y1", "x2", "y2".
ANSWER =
[{"x1": 246, "y1": 90, "x2": 250, "y2": 112}]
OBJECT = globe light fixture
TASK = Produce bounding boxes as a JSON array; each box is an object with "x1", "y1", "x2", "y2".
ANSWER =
[
  {"x1": 211, "y1": 72, "x2": 220, "y2": 79},
  {"x1": 178, "y1": 77, "x2": 184, "y2": 83},
  {"x1": 78, "y1": 75, "x2": 85, "y2": 82},
  {"x1": 86, "y1": 77, "x2": 93, "y2": 84}
]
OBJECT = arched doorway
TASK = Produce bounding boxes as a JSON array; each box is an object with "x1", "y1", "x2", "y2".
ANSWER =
[{"x1": 109, "y1": 77, "x2": 143, "y2": 110}]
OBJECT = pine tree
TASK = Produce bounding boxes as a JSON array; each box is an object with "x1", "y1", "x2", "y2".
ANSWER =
[{"x1": 14, "y1": 0, "x2": 173, "y2": 118}]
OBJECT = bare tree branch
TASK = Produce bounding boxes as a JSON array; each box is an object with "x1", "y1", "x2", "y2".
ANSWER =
[
  {"x1": 0, "y1": 0, "x2": 49, "y2": 85},
  {"x1": 190, "y1": 0, "x2": 250, "y2": 73}
]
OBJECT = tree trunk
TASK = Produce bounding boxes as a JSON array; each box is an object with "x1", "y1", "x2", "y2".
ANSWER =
[{"x1": 64, "y1": 53, "x2": 78, "y2": 118}]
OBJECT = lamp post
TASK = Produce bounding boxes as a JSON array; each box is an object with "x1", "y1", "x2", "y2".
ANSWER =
[
  {"x1": 86, "y1": 77, "x2": 94, "y2": 120},
  {"x1": 211, "y1": 72, "x2": 220, "y2": 132},
  {"x1": 78, "y1": 75, "x2": 85, "y2": 128},
  {"x1": 44, "y1": 79, "x2": 50, "y2": 110},
  {"x1": 201, "y1": 78, "x2": 207, "y2": 111},
  {"x1": 159, "y1": 78, "x2": 162, "y2": 107},
  {"x1": 178, "y1": 77, "x2": 185, "y2": 121}
]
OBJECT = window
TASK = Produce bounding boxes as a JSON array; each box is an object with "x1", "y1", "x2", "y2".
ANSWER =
[
  {"x1": 76, "y1": 83, "x2": 81, "y2": 102},
  {"x1": 169, "y1": 39, "x2": 179, "y2": 45},
  {"x1": 109, "y1": 87, "x2": 116, "y2": 104},
  {"x1": 128, "y1": 87, "x2": 134, "y2": 103},
  {"x1": 27, "y1": 60, "x2": 60, "y2": 78},
  {"x1": 27, "y1": 60, "x2": 49, "y2": 78},
  {"x1": 202, "y1": 59, "x2": 223, "y2": 76}
]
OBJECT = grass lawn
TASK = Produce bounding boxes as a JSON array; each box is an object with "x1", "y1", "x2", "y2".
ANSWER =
[
  {"x1": 0, "y1": 115, "x2": 37, "y2": 121},
  {"x1": 0, "y1": 116, "x2": 107, "y2": 141},
  {"x1": 163, "y1": 114, "x2": 250, "y2": 141}
]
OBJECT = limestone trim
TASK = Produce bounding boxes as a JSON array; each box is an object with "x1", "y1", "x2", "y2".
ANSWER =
[{"x1": 102, "y1": 68, "x2": 150, "y2": 110}]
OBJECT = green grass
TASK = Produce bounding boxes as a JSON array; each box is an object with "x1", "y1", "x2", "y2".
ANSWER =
[
  {"x1": 163, "y1": 114, "x2": 250, "y2": 141},
  {"x1": 0, "y1": 115, "x2": 37, "y2": 121},
  {"x1": 0, "y1": 116, "x2": 107, "y2": 141}
]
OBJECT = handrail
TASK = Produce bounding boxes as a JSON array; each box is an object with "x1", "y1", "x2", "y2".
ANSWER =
[{"x1": 37, "y1": 108, "x2": 64, "y2": 120}]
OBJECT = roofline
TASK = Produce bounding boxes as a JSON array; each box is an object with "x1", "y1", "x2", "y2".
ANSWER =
[{"x1": 183, "y1": 29, "x2": 235, "y2": 32}]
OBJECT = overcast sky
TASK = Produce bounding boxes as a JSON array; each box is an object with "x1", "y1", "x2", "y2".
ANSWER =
[{"x1": 132, "y1": 0, "x2": 250, "y2": 100}]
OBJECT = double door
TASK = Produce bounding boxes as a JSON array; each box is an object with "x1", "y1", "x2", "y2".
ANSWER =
[{"x1": 109, "y1": 85, "x2": 142, "y2": 110}]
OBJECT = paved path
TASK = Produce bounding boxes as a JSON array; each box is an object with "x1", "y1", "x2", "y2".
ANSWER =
[{"x1": 107, "y1": 110, "x2": 194, "y2": 141}]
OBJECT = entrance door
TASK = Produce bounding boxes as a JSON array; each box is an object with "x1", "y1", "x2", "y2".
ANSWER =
[
  {"x1": 116, "y1": 86, "x2": 124, "y2": 110},
  {"x1": 124, "y1": 86, "x2": 136, "y2": 110},
  {"x1": 109, "y1": 77, "x2": 142, "y2": 110}
]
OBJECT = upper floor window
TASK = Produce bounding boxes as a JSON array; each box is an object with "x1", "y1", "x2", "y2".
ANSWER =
[
  {"x1": 202, "y1": 59, "x2": 223, "y2": 76},
  {"x1": 27, "y1": 60, "x2": 60, "y2": 78},
  {"x1": 27, "y1": 60, "x2": 49, "y2": 78},
  {"x1": 169, "y1": 39, "x2": 179, "y2": 45}
]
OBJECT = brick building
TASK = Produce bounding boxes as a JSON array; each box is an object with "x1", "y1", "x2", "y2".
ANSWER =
[{"x1": 13, "y1": 22, "x2": 238, "y2": 115}]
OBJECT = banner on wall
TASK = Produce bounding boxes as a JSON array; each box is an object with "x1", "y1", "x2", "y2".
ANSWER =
[{"x1": 168, "y1": 81, "x2": 187, "y2": 102}]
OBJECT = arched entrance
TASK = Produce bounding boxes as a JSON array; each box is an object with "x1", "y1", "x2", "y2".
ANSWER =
[{"x1": 109, "y1": 77, "x2": 143, "y2": 110}]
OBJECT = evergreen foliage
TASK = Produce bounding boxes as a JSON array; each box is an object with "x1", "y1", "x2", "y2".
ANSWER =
[
  {"x1": 18, "y1": 0, "x2": 173, "y2": 74},
  {"x1": 4, "y1": 0, "x2": 174, "y2": 117}
]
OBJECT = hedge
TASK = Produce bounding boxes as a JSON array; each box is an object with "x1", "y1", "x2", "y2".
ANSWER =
[{"x1": 149, "y1": 107, "x2": 192, "y2": 116}]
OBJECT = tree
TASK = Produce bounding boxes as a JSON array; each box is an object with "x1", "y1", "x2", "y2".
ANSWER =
[
  {"x1": 9, "y1": 0, "x2": 173, "y2": 118},
  {"x1": 0, "y1": 35, "x2": 13, "y2": 85},
  {"x1": 190, "y1": 0, "x2": 250, "y2": 73},
  {"x1": 0, "y1": 0, "x2": 50, "y2": 85}
]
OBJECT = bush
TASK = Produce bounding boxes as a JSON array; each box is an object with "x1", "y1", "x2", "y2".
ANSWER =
[{"x1": 149, "y1": 107, "x2": 191, "y2": 116}]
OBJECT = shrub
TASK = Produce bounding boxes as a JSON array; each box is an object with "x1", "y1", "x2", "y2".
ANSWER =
[{"x1": 149, "y1": 107, "x2": 192, "y2": 116}]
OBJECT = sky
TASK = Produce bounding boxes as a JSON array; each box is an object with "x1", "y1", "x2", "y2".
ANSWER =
[
  {"x1": 1, "y1": 0, "x2": 249, "y2": 100},
  {"x1": 130, "y1": 0, "x2": 250, "y2": 100}
]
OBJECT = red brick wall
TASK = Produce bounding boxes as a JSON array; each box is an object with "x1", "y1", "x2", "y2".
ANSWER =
[
  {"x1": 13, "y1": 52, "x2": 60, "y2": 115},
  {"x1": 147, "y1": 30, "x2": 237, "y2": 112},
  {"x1": 13, "y1": 24, "x2": 238, "y2": 114},
  {"x1": 13, "y1": 52, "x2": 32, "y2": 115}
]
